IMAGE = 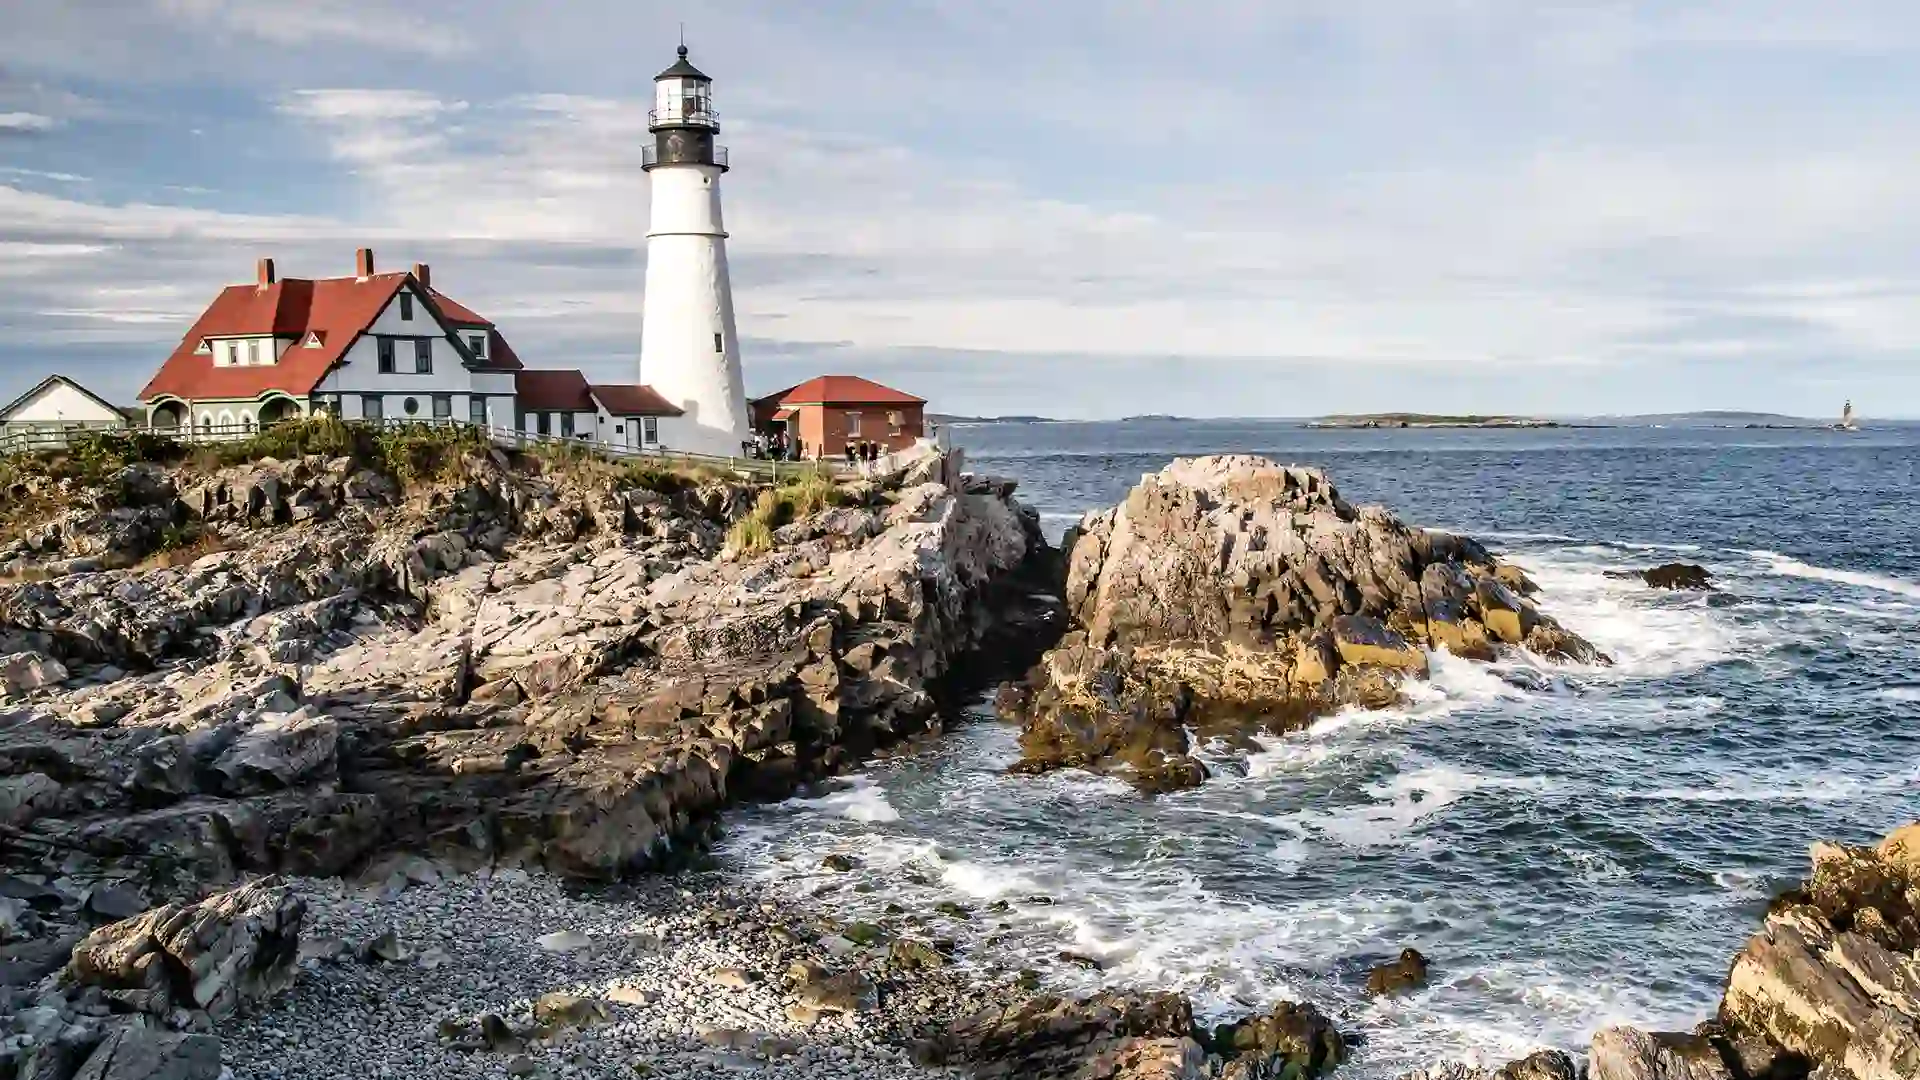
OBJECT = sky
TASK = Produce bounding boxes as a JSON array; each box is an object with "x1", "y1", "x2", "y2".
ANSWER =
[{"x1": 3, "y1": 0, "x2": 1919, "y2": 420}]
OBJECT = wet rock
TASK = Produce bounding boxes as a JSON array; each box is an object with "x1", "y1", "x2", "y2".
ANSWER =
[
  {"x1": 820, "y1": 853, "x2": 858, "y2": 872},
  {"x1": 1607, "y1": 563, "x2": 1714, "y2": 590},
  {"x1": 1365, "y1": 946, "x2": 1431, "y2": 996}
]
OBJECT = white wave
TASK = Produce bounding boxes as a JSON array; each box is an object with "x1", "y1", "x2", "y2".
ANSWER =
[
  {"x1": 1712, "y1": 869, "x2": 1768, "y2": 900},
  {"x1": 1632, "y1": 761, "x2": 1920, "y2": 803},
  {"x1": 1748, "y1": 550, "x2": 1920, "y2": 600},
  {"x1": 1276, "y1": 763, "x2": 1554, "y2": 850},
  {"x1": 779, "y1": 775, "x2": 902, "y2": 823},
  {"x1": 1512, "y1": 553, "x2": 1741, "y2": 676},
  {"x1": 1880, "y1": 686, "x2": 1920, "y2": 702}
]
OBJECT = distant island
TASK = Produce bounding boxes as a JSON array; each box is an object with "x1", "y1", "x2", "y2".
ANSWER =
[
  {"x1": 1121, "y1": 414, "x2": 1191, "y2": 423},
  {"x1": 1308, "y1": 413, "x2": 1561, "y2": 429},
  {"x1": 926, "y1": 413, "x2": 1058, "y2": 425}
]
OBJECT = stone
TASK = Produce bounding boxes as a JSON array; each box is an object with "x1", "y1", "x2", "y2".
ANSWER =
[
  {"x1": 70, "y1": 1017, "x2": 222, "y2": 1080},
  {"x1": 0, "y1": 653, "x2": 68, "y2": 698},
  {"x1": 1588, "y1": 1027, "x2": 1732, "y2": 1080},
  {"x1": 1606, "y1": 563, "x2": 1714, "y2": 590},
  {"x1": 795, "y1": 970, "x2": 875, "y2": 1014},
  {"x1": 707, "y1": 967, "x2": 757, "y2": 990},
  {"x1": 820, "y1": 853, "x2": 859, "y2": 872},
  {"x1": 842, "y1": 921, "x2": 885, "y2": 945},
  {"x1": 535, "y1": 930, "x2": 593, "y2": 954},
  {"x1": 889, "y1": 938, "x2": 949, "y2": 970},
  {"x1": 532, "y1": 992, "x2": 610, "y2": 1031},
  {"x1": 64, "y1": 878, "x2": 303, "y2": 1021},
  {"x1": 209, "y1": 708, "x2": 340, "y2": 794},
  {"x1": 1365, "y1": 946, "x2": 1431, "y2": 996},
  {"x1": 82, "y1": 883, "x2": 146, "y2": 922}
]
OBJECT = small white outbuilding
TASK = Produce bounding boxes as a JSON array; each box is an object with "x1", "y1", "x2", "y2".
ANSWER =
[{"x1": 0, "y1": 375, "x2": 131, "y2": 440}]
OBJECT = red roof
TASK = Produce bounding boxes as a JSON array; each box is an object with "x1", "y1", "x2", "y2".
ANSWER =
[
  {"x1": 429, "y1": 289, "x2": 491, "y2": 326},
  {"x1": 758, "y1": 375, "x2": 926, "y2": 407},
  {"x1": 141, "y1": 267, "x2": 523, "y2": 401},
  {"x1": 590, "y1": 384, "x2": 683, "y2": 417},
  {"x1": 515, "y1": 369, "x2": 595, "y2": 412}
]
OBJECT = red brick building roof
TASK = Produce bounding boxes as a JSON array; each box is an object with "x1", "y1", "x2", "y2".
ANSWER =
[
  {"x1": 755, "y1": 375, "x2": 926, "y2": 408},
  {"x1": 141, "y1": 256, "x2": 520, "y2": 403},
  {"x1": 590, "y1": 384, "x2": 683, "y2": 417}
]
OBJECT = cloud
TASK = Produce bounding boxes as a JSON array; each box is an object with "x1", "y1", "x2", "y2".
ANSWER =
[
  {"x1": 0, "y1": 112, "x2": 57, "y2": 134},
  {"x1": 2, "y1": 0, "x2": 1920, "y2": 416}
]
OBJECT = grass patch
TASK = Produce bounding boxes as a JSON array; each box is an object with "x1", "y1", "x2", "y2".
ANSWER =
[
  {"x1": 724, "y1": 473, "x2": 854, "y2": 557},
  {"x1": 725, "y1": 514, "x2": 775, "y2": 555}
]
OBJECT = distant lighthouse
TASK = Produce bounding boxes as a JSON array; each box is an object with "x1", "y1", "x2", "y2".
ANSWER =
[{"x1": 639, "y1": 44, "x2": 751, "y2": 456}]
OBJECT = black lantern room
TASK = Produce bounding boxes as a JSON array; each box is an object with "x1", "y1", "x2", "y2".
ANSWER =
[{"x1": 646, "y1": 46, "x2": 727, "y2": 172}]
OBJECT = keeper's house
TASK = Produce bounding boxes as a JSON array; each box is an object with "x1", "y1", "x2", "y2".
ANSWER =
[{"x1": 139, "y1": 249, "x2": 686, "y2": 449}]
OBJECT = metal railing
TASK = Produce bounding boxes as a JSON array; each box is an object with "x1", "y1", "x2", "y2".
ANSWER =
[
  {"x1": 647, "y1": 104, "x2": 719, "y2": 127},
  {"x1": 641, "y1": 144, "x2": 729, "y2": 169},
  {"x1": 0, "y1": 417, "x2": 854, "y2": 483}
]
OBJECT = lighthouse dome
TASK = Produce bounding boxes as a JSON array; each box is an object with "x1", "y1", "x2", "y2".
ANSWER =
[{"x1": 655, "y1": 45, "x2": 710, "y2": 82}]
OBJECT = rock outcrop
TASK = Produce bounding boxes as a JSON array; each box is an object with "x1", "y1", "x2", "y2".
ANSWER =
[
  {"x1": 923, "y1": 990, "x2": 1345, "y2": 1080},
  {"x1": 0, "y1": 879, "x2": 298, "y2": 1080},
  {"x1": 1002, "y1": 456, "x2": 1600, "y2": 790},
  {"x1": 0, "y1": 441, "x2": 1052, "y2": 897}
]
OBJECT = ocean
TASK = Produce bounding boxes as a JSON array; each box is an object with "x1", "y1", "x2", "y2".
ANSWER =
[{"x1": 720, "y1": 419, "x2": 1920, "y2": 1075}]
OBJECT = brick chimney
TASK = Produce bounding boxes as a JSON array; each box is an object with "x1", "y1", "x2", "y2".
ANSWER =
[
  {"x1": 355, "y1": 247, "x2": 375, "y2": 280},
  {"x1": 256, "y1": 257, "x2": 276, "y2": 289},
  {"x1": 412, "y1": 262, "x2": 431, "y2": 291}
]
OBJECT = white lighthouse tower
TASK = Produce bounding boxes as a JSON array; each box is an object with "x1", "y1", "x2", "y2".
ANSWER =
[{"x1": 639, "y1": 45, "x2": 751, "y2": 457}]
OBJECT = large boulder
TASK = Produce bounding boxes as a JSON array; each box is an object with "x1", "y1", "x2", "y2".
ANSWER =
[
  {"x1": 1589, "y1": 1027, "x2": 1732, "y2": 1080},
  {"x1": 925, "y1": 991, "x2": 1346, "y2": 1080},
  {"x1": 64, "y1": 877, "x2": 304, "y2": 1020},
  {"x1": 1709, "y1": 822, "x2": 1920, "y2": 1080},
  {"x1": 1005, "y1": 456, "x2": 1601, "y2": 790}
]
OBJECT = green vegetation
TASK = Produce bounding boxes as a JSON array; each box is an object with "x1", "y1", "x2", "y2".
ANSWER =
[
  {"x1": 0, "y1": 417, "x2": 496, "y2": 490},
  {"x1": 520, "y1": 438, "x2": 720, "y2": 495},
  {"x1": 725, "y1": 471, "x2": 852, "y2": 556}
]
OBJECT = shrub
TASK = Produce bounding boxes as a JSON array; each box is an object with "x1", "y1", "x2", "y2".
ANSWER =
[
  {"x1": 726, "y1": 514, "x2": 774, "y2": 555},
  {"x1": 780, "y1": 472, "x2": 843, "y2": 518}
]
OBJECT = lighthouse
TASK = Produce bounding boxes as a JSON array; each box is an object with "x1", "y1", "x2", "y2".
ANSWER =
[{"x1": 639, "y1": 45, "x2": 751, "y2": 457}]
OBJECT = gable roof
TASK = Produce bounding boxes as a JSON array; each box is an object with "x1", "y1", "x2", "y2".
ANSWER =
[
  {"x1": 590, "y1": 384, "x2": 683, "y2": 417},
  {"x1": 141, "y1": 267, "x2": 523, "y2": 401},
  {"x1": 758, "y1": 375, "x2": 926, "y2": 408},
  {"x1": 515, "y1": 369, "x2": 595, "y2": 412},
  {"x1": 0, "y1": 375, "x2": 126, "y2": 424}
]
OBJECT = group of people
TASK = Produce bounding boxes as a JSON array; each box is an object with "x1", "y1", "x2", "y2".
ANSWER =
[
  {"x1": 842, "y1": 440, "x2": 885, "y2": 466},
  {"x1": 743, "y1": 429, "x2": 803, "y2": 460}
]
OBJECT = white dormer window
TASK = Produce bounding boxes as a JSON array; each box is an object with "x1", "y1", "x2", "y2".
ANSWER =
[
  {"x1": 227, "y1": 341, "x2": 244, "y2": 366},
  {"x1": 468, "y1": 333, "x2": 486, "y2": 359}
]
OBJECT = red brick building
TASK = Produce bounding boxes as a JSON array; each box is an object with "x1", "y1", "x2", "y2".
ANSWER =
[{"x1": 751, "y1": 375, "x2": 926, "y2": 458}]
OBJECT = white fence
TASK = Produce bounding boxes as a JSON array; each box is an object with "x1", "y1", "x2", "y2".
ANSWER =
[{"x1": 0, "y1": 417, "x2": 856, "y2": 483}]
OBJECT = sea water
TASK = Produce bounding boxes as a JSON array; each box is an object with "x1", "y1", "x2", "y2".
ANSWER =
[{"x1": 719, "y1": 420, "x2": 1920, "y2": 1076}]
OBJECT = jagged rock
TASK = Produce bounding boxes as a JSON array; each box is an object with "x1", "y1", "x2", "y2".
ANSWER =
[
  {"x1": 64, "y1": 878, "x2": 303, "y2": 1020},
  {"x1": 1007, "y1": 456, "x2": 1598, "y2": 788},
  {"x1": 927, "y1": 991, "x2": 1344, "y2": 1080},
  {"x1": 209, "y1": 708, "x2": 340, "y2": 794},
  {"x1": 1401, "y1": 1050, "x2": 1577, "y2": 1080},
  {"x1": 1209, "y1": 999, "x2": 1346, "y2": 1079},
  {"x1": 1589, "y1": 1027, "x2": 1733, "y2": 1080},
  {"x1": 1607, "y1": 563, "x2": 1714, "y2": 590},
  {"x1": 71, "y1": 1017, "x2": 221, "y2": 1080},
  {"x1": 0, "y1": 653, "x2": 67, "y2": 698},
  {"x1": 1365, "y1": 946, "x2": 1431, "y2": 996},
  {"x1": 0, "y1": 445, "x2": 1051, "y2": 903},
  {"x1": 794, "y1": 970, "x2": 874, "y2": 1014}
]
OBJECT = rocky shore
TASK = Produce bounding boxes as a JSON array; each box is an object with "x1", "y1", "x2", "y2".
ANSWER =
[
  {"x1": 2, "y1": 438, "x2": 1913, "y2": 1079},
  {"x1": 998, "y1": 456, "x2": 1602, "y2": 791}
]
